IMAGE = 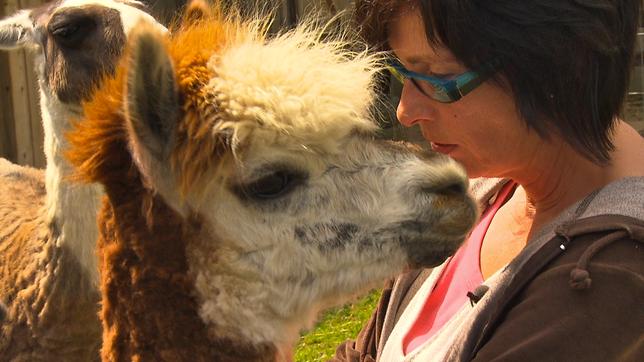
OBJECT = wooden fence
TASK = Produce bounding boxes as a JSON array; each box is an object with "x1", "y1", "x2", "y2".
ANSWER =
[{"x1": 0, "y1": 0, "x2": 47, "y2": 168}]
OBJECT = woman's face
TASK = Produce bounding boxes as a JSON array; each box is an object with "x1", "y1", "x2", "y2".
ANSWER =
[{"x1": 387, "y1": 9, "x2": 546, "y2": 179}]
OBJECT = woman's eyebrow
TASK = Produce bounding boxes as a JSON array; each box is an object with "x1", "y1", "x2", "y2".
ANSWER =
[
  {"x1": 403, "y1": 55, "x2": 428, "y2": 65},
  {"x1": 397, "y1": 50, "x2": 459, "y2": 65}
]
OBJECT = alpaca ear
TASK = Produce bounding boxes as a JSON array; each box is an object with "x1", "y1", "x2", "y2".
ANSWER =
[
  {"x1": 125, "y1": 24, "x2": 180, "y2": 162},
  {"x1": 0, "y1": 10, "x2": 34, "y2": 49}
]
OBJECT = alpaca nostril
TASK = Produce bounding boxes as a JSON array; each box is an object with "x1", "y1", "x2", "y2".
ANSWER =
[
  {"x1": 423, "y1": 180, "x2": 466, "y2": 197},
  {"x1": 439, "y1": 182, "x2": 466, "y2": 196}
]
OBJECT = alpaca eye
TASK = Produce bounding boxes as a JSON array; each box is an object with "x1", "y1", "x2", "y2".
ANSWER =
[
  {"x1": 245, "y1": 171, "x2": 297, "y2": 199},
  {"x1": 232, "y1": 167, "x2": 308, "y2": 202}
]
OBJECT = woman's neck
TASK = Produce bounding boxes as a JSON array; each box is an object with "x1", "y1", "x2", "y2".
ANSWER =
[{"x1": 506, "y1": 121, "x2": 643, "y2": 240}]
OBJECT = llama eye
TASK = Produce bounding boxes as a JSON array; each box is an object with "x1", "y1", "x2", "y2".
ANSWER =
[
  {"x1": 52, "y1": 23, "x2": 79, "y2": 38},
  {"x1": 50, "y1": 18, "x2": 95, "y2": 46}
]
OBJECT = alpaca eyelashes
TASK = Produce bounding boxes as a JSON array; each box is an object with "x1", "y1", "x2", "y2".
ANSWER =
[{"x1": 236, "y1": 170, "x2": 308, "y2": 201}]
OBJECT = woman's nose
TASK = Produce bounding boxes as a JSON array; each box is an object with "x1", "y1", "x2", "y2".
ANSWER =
[{"x1": 396, "y1": 80, "x2": 434, "y2": 128}]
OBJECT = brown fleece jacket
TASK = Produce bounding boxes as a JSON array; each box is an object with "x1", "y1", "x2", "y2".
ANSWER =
[{"x1": 331, "y1": 177, "x2": 644, "y2": 362}]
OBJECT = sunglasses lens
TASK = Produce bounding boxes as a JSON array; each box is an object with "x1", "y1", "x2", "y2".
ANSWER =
[
  {"x1": 387, "y1": 66, "x2": 405, "y2": 84},
  {"x1": 387, "y1": 58, "x2": 484, "y2": 103},
  {"x1": 433, "y1": 92, "x2": 453, "y2": 103},
  {"x1": 409, "y1": 79, "x2": 454, "y2": 103}
]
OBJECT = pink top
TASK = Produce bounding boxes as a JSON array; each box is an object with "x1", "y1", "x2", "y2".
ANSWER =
[{"x1": 403, "y1": 181, "x2": 517, "y2": 355}]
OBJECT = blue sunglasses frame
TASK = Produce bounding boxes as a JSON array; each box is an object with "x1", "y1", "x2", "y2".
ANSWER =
[{"x1": 387, "y1": 58, "x2": 500, "y2": 103}]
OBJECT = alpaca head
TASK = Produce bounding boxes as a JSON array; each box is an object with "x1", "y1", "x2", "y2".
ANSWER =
[
  {"x1": 69, "y1": 1, "x2": 478, "y2": 354},
  {"x1": 0, "y1": 0, "x2": 165, "y2": 108}
]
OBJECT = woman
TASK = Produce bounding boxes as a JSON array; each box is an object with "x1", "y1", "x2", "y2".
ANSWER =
[{"x1": 333, "y1": 1, "x2": 644, "y2": 361}]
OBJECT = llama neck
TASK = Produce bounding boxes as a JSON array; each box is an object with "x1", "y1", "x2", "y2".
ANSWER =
[
  {"x1": 11, "y1": 239, "x2": 102, "y2": 360},
  {"x1": 39, "y1": 85, "x2": 103, "y2": 285},
  {"x1": 0, "y1": 171, "x2": 100, "y2": 361}
]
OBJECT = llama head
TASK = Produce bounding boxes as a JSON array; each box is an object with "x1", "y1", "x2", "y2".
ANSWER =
[
  {"x1": 0, "y1": 0, "x2": 165, "y2": 106},
  {"x1": 0, "y1": 0, "x2": 166, "y2": 292},
  {"x1": 70, "y1": 1, "x2": 478, "y2": 353}
]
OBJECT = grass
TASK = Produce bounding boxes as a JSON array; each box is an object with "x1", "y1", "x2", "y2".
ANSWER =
[{"x1": 294, "y1": 290, "x2": 382, "y2": 362}]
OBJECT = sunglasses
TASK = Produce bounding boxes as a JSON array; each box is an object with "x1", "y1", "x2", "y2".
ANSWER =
[{"x1": 387, "y1": 58, "x2": 500, "y2": 103}]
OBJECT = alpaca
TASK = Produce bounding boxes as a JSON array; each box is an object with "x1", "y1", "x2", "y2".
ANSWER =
[
  {"x1": 66, "y1": 2, "x2": 479, "y2": 361},
  {"x1": 0, "y1": 1, "x2": 165, "y2": 360}
]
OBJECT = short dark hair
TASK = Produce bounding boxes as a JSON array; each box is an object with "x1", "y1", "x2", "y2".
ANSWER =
[{"x1": 355, "y1": 0, "x2": 641, "y2": 164}]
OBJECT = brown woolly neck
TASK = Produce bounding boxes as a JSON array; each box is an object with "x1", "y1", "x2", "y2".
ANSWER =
[
  {"x1": 66, "y1": 9, "x2": 277, "y2": 361},
  {"x1": 94, "y1": 150, "x2": 274, "y2": 360}
]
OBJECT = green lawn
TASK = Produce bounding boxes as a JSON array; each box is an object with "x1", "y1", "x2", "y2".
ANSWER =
[{"x1": 294, "y1": 290, "x2": 381, "y2": 362}]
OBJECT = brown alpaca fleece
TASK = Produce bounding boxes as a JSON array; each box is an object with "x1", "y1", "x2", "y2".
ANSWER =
[
  {"x1": 89, "y1": 135, "x2": 276, "y2": 361},
  {"x1": 70, "y1": 114, "x2": 272, "y2": 361},
  {"x1": 65, "y1": 5, "x2": 278, "y2": 356}
]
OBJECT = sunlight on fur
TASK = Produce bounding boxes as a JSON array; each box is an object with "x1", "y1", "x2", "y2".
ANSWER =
[{"x1": 66, "y1": 1, "x2": 478, "y2": 361}]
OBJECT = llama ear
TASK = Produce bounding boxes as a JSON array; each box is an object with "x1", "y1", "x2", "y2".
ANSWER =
[
  {"x1": 0, "y1": 10, "x2": 34, "y2": 49},
  {"x1": 125, "y1": 24, "x2": 180, "y2": 161},
  {"x1": 182, "y1": 0, "x2": 213, "y2": 26}
]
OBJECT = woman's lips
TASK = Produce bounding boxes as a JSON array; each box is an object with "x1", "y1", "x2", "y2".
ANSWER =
[{"x1": 430, "y1": 142, "x2": 457, "y2": 155}]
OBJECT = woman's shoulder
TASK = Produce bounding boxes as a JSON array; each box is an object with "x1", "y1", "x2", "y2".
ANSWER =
[
  {"x1": 472, "y1": 221, "x2": 644, "y2": 361},
  {"x1": 579, "y1": 176, "x2": 644, "y2": 220},
  {"x1": 469, "y1": 191, "x2": 644, "y2": 361},
  {"x1": 523, "y1": 176, "x2": 644, "y2": 290}
]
